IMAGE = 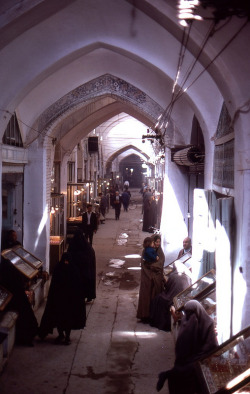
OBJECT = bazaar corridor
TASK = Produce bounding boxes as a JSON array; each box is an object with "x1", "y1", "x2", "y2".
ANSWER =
[{"x1": 0, "y1": 190, "x2": 175, "y2": 394}]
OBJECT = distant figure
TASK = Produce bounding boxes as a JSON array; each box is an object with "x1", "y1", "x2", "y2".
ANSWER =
[
  {"x1": 124, "y1": 180, "x2": 129, "y2": 188},
  {"x1": 142, "y1": 196, "x2": 156, "y2": 232},
  {"x1": 114, "y1": 191, "x2": 122, "y2": 220},
  {"x1": 82, "y1": 204, "x2": 98, "y2": 246},
  {"x1": 105, "y1": 191, "x2": 110, "y2": 213},
  {"x1": 150, "y1": 195, "x2": 158, "y2": 229},
  {"x1": 98, "y1": 193, "x2": 107, "y2": 223},
  {"x1": 143, "y1": 187, "x2": 152, "y2": 202},
  {"x1": 139, "y1": 182, "x2": 145, "y2": 195},
  {"x1": 109, "y1": 188, "x2": 116, "y2": 208},
  {"x1": 121, "y1": 189, "x2": 130, "y2": 212},
  {"x1": 39, "y1": 252, "x2": 86, "y2": 345},
  {"x1": 156, "y1": 193, "x2": 163, "y2": 228},
  {"x1": 177, "y1": 237, "x2": 192, "y2": 259},
  {"x1": 2, "y1": 229, "x2": 21, "y2": 250},
  {"x1": 156, "y1": 300, "x2": 217, "y2": 393}
]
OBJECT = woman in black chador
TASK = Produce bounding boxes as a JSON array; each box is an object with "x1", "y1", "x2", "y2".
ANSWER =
[
  {"x1": 39, "y1": 252, "x2": 86, "y2": 344},
  {"x1": 150, "y1": 261, "x2": 192, "y2": 331},
  {"x1": 156, "y1": 300, "x2": 218, "y2": 394},
  {"x1": 67, "y1": 229, "x2": 96, "y2": 302}
]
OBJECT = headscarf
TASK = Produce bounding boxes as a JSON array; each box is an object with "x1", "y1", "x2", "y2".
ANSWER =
[{"x1": 175, "y1": 300, "x2": 217, "y2": 365}]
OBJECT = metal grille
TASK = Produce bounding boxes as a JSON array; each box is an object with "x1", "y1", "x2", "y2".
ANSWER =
[
  {"x1": 216, "y1": 102, "x2": 233, "y2": 139},
  {"x1": 2, "y1": 113, "x2": 23, "y2": 147},
  {"x1": 213, "y1": 140, "x2": 234, "y2": 188}
]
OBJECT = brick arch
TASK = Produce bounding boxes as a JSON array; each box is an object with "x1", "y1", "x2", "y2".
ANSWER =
[
  {"x1": 36, "y1": 74, "x2": 166, "y2": 135},
  {"x1": 106, "y1": 145, "x2": 151, "y2": 174}
]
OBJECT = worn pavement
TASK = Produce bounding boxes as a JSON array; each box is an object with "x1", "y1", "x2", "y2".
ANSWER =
[{"x1": 0, "y1": 188, "x2": 175, "y2": 394}]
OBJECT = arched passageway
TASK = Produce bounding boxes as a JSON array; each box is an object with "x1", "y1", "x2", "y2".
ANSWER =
[
  {"x1": 0, "y1": 2, "x2": 250, "y2": 389},
  {"x1": 119, "y1": 154, "x2": 144, "y2": 188}
]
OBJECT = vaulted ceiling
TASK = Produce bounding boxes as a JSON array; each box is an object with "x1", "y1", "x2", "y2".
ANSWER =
[{"x1": 0, "y1": 0, "x2": 249, "y2": 162}]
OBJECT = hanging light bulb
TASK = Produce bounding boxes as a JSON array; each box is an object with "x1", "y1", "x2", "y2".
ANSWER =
[
  {"x1": 177, "y1": 0, "x2": 203, "y2": 26},
  {"x1": 51, "y1": 206, "x2": 55, "y2": 214}
]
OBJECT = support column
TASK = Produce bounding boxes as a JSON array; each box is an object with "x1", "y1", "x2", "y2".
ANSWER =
[
  {"x1": 23, "y1": 141, "x2": 50, "y2": 270},
  {"x1": 160, "y1": 148, "x2": 188, "y2": 264},
  {"x1": 233, "y1": 113, "x2": 250, "y2": 332}
]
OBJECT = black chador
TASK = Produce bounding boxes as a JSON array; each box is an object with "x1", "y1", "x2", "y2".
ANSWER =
[
  {"x1": 39, "y1": 252, "x2": 86, "y2": 343},
  {"x1": 68, "y1": 230, "x2": 96, "y2": 301}
]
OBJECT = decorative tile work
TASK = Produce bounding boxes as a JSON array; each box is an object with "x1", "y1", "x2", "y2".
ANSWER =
[{"x1": 37, "y1": 74, "x2": 164, "y2": 132}]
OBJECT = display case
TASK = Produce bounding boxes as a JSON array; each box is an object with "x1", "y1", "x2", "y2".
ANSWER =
[
  {"x1": 1, "y1": 249, "x2": 38, "y2": 279},
  {"x1": 173, "y1": 269, "x2": 216, "y2": 311},
  {"x1": 67, "y1": 182, "x2": 94, "y2": 218},
  {"x1": 50, "y1": 193, "x2": 64, "y2": 236},
  {"x1": 197, "y1": 325, "x2": 250, "y2": 394},
  {"x1": 0, "y1": 286, "x2": 12, "y2": 312},
  {"x1": 97, "y1": 177, "x2": 112, "y2": 194},
  {"x1": 12, "y1": 246, "x2": 43, "y2": 270},
  {"x1": 163, "y1": 252, "x2": 192, "y2": 279}
]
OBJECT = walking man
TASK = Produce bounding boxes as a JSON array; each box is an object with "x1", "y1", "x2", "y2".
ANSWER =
[
  {"x1": 82, "y1": 204, "x2": 98, "y2": 245},
  {"x1": 114, "y1": 191, "x2": 122, "y2": 220}
]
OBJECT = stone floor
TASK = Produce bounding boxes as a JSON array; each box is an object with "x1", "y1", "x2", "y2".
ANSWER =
[{"x1": 0, "y1": 189, "x2": 175, "y2": 394}]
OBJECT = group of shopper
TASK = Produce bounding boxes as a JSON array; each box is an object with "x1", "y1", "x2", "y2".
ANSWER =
[
  {"x1": 137, "y1": 236, "x2": 192, "y2": 324},
  {"x1": 137, "y1": 235, "x2": 218, "y2": 394},
  {"x1": 0, "y1": 228, "x2": 96, "y2": 347}
]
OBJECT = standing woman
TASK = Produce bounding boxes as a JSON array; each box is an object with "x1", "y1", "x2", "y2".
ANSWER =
[
  {"x1": 156, "y1": 300, "x2": 218, "y2": 393},
  {"x1": 67, "y1": 229, "x2": 96, "y2": 302},
  {"x1": 150, "y1": 261, "x2": 192, "y2": 331},
  {"x1": 39, "y1": 252, "x2": 86, "y2": 344},
  {"x1": 137, "y1": 234, "x2": 165, "y2": 322},
  {"x1": 142, "y1": 196, "x2": 152, "y2": 232}
]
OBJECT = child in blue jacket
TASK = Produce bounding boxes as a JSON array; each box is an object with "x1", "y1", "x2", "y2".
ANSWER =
[{"x1": 143, "y1": 237, "x2": 159, "y2": 265}]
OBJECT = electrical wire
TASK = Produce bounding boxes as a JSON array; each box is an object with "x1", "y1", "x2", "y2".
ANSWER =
[
  {"x1": 160, "y1": 20, "x2": 215, "y2": 134},
  {"x1": 169, "y1": 19, "x2": 249, "y2": 106},
  {"x1": 157, "y1": 23, "x2": 192, "y2": 130}
]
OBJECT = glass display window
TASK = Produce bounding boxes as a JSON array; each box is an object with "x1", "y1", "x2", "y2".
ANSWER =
[
  {"x1": 50, "y1": 194, "x2": 64, "y2": 236},
  {"x1": 163, "y1": 252, "x2": 192, "y2": 279},
  {"x1": 173, "y1": 269, "x2": 216, "y2": 311},
  {"x1": 67, "y1": 182, "x2": 94, "y2": 218},
  {"x1": 1, "y1": 249, "x2": 38, "y2": 279},
  {"x1": 12, "y1": 246, "x2": 43, "y2": 269},
  {"x1": 0, "y1": 285, "x2": 12, "y2": 311},
  {"x1": 197, "y1": 326, "x2": 250, "y2": 394}
]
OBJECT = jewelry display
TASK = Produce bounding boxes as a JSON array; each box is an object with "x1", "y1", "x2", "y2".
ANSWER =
[
  {"x1": 0, "y1": 285, "x2": 12, "y2": 311},
  {"x1": 198, "y1": 326, "x2": 250, "y2": 393},
  {"x1": 13, "y1": 246, "x2": 43, "y2": 269},
  {"x1": 1, "y1": 249, "x2": 38, "y2": 279}
]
